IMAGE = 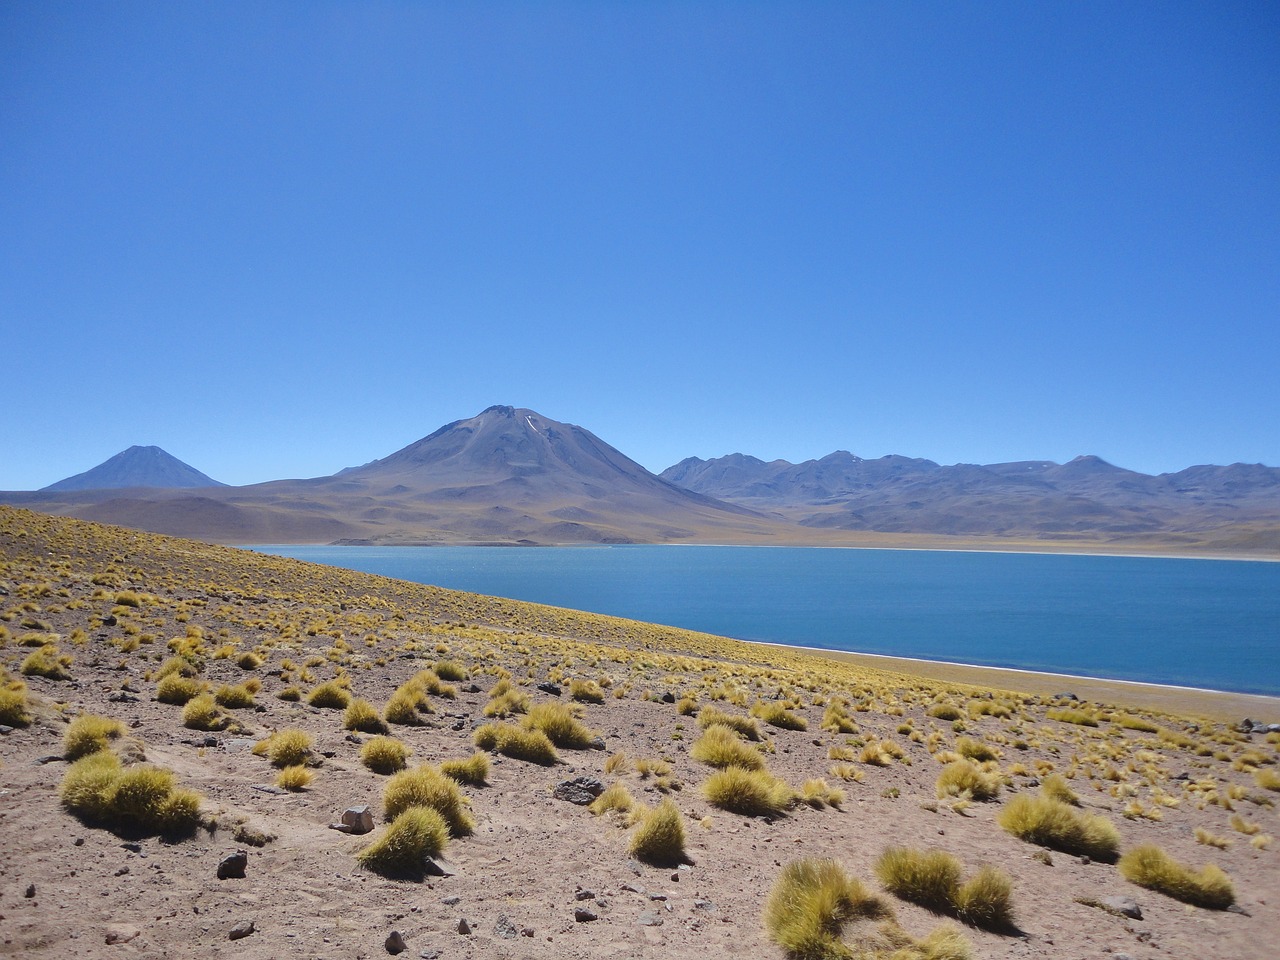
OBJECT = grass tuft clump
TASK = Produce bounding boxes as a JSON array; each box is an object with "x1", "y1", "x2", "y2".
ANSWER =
[
  {"x1": 935, "y1": 760, "x2": 1001, "y2": 801},
  {"x1": 383, "y1": 765, "x2": 475, "y2": 836},
  {"x1": 569, "y1": 678, "x2": 605, "y2": 703},
  {"x1": 344, "y1": 697, "x2": 388, "y2": 734},
  {"x1": 356, "y1": 806, "x2": 449, "y2": 880},
  {"x1": 431, "y1": 660, "x2": 468, "y2": 681},
  {"x1": 276, "y1": 764, "x2": 313, "y2": 791},
  {"x1": 876, "y1": 847, "x2": 1014, "y2": 930},
  {"x1": 181, "y1": 694, "x2": 228, "y2": 731},
  {"x1": 751, "y1": 700, "x2": 808, "y2": 731},
  {"x1": 1040, "y1": 773, "x2": 1079, "y2": 806},
  {"x1": 156, "y1": 673, "x2": 202, "y2": 704},
  {"x1": 691, "y1": 724, "x2": 766, "y2": 770},
  {"x1": 697, "y1": 705, "x2": 762, "y2": 741},
  {"x1": 21, "y1": 645, "x2": 71, "y2": 679},
  {"x1": 589, "y1": 781, "x2": 637, "y2": 817},
  {"x1": 483, "y1": 678, "x2": 529, "y2": 718},
  {"x1": 629, "y1": 798, "x2": 688, "y2": 866},
  {"x1": 764, "y1": 858, "x2": 888, "y2": 959},
  {"x1": 64, "y1": 714, "x2": 126, "y2": 760},
  {"x1": 1118, "y1": 844, "x2": 1234, "y2": 909},
  {"x1": 60, "y1": 751, "x2": 203, "y2": 837},
  {"x1": 306, "y1": 680, "x2": 351, "y2": 709},
  {"x1": 361, "y1": 736, "x2": 410, "y2": 774},
  {"x1": 474, "y1": 722, "x2": 558, "y2": 764},
  {"x1": 439, "y1": 752, "x2": 490, "y2": 786},
  {"x1": 522, "y1": 702, "x2": 596, "y2": 749},
  {"x1": 702, "y1": 766, "x2": 795, "y2": 817},
  {"x1": 0, "y1": 683, "x2": 30, "y2": 727},
  {"x1": 213, "y1": 682, "x2": 257, "y2": 709},
  {"x1": 997, "y1": 793, "x2": 1120, "y2": 862},
  {"x1": 254, "y1": 728, "x2": 313, "y2": 767}
]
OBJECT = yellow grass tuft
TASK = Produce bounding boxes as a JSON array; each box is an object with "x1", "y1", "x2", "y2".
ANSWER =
[
  {"x1": 60, "y1": 751, "x2": 203, "y2": 836},
  {"x1": 763, "y1": 858, "x2": 888, "y2": 959},
  {"x1": 156, "y1": 673, "x2": 202, "y2": 704},
  {"x1": 589, "y1": 781, "x2": 636, "y2": 817},
  {"x1": 997, "y1": 793, "x2": 1120, "y2": 861},
  {"x1": 629, "y1": 798, "x2": 687, "y2": 866},
  {"x1": 356, "y1": 805, "x2": 449, "y2": 880},
  {"x1": 383, "y1": 765, "x2": 475, "y2": 836},
  {"x1": 522, "y1": 702, "x2": 596, "y2": 749},
  {"x1": 275, "y1": 764, "x2": 313, "y2": 791},
  {"x1": 361, "y1": 736, "x2": 411, "y2": 774},
  {"x1": 1118, "y1": 844, "x2": 1234, "y2": 909},
  {"x1": 180, "y1": 694, "x2": 227, "y2": 731},
  {"x1": 439, "y1": 752, "x2": 490, "y2": 786},
  {"x1": 702, "y1": 766, "x2": 795, "y2": 817},
  {"x1": 256, "y1": 728, "x2": 313, "y2": 767},
  {"x1": 569, "y1": 678, "x2": 605, "y2": 703},
  {"x1": 344, "y1": 697, "x2": 388, "y2": 734},
  {"x1": 64, "y1": 714, "x2": 126, "y2": 760},
  {"x1": 691, "y1": 724, "x2": 766, "y2": 771},
  {"x1": 306, "y1": 680, "x2": 351, "y2": 709},
  {"x1": 935, "y1": 760, "x2": 1001, "y2": 802},
  {"x1": 751, "y1": 700, "x2": 808, "y2": 731},
  {"x1": 697, "y1": 705, "x2": 762, "y2": 741},
  {"x1": 473, "y1": 721, "x2": 559, "y2": 764}
]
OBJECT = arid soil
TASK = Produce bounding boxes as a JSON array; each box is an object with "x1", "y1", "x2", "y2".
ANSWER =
[{"x1": 1, "y1": 506, "x2": 1276, "y2": 959}]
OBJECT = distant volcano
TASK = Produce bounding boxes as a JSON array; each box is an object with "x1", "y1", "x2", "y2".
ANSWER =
[{"x1": 41, "y1": 446, "x2": 224, "y2": 492}]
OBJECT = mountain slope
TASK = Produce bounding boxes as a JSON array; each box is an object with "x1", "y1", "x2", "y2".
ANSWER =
[{"x1": 41, "y1": 446, "x2": 224, "y2": 492}]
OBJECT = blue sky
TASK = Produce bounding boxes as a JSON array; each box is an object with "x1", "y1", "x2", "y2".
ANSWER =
[{"x1": 2, "y1": 1, "x2": 1277, "y2": 489}]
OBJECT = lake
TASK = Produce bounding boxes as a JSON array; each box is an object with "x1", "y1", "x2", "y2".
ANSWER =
[{"x1": 247, "y1": 545, "x2": 1280, "y2": 696}]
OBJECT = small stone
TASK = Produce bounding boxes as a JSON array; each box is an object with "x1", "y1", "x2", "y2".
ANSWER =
[
  {"x1": 74, "y1": 838, "x2": 84, "y2": 846},
  {"x1": 385, "y1": 930, "x2": 407, "y2": 954},
  {"x1": 114, "y1": 866, "x2": 130, "y2": 877},
  {"x1": 536, "y1": 682, "x2": 562, "y2": 696},
  {"x1": 424, "y1": 856, "x2": 457, "y2": 877},
  {"x1": 553, "y1": 777, "x2": 605, "y2": 805},
  {"x1": 670, "y1": 872, "x2": 680, "y2": 882},
  {"x1": 455, "y1": 918, "x2": 471, "y2": 935},
  {"x1": 574, "y1": 907, "x2": 598, "y2": 922},
  {"x1": 24, "y1": 884, "x2": 36, "y2": 898},
  {"x1": 637, "y1": 911, "x2": 664, "y2": 927},
  {"x1": 441, "y1": 896, "x2": 461, "y2": 907},
  {"x1": 104, "y1": 925, "x2": 140, "y2": 945},
  {"x1": 121, "y1": 842, "x2": 142, "y2": 853},
  {"x1": 494, "y1": 916, "x2": 519, "y2": 940},
  {"x1": 341, "y1": 805, "x2": 375, "y2": 834},
  {"x1": 660, "y1": 692, "x2": 676, "y2": 703},
  {"x1": 1101, "y1": 896, "x2": 1142, "y2": 920},
  {"x1": 228, "y1": 920, "x2": 255, "y2": 941},
  {"x1": 217, "y1": 850, "x2": 248, "y2": 880},
  {"x1": 575, "y1": 889, "x2": 596, "y2": 901}
]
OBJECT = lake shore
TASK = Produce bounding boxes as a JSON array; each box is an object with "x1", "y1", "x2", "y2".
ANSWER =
[{"x1": 751, "y1": 639, "x2": 1280, "y2": 724}]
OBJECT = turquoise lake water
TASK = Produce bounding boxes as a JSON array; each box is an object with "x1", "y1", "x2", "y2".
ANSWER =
[{"x1": 248, "y1": 545, "x2": 1280, "y2": 696}]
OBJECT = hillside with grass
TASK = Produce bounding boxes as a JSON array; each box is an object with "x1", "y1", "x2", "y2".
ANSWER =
[{"x1": 0, "y1": 505, "x2": 1276, "y2": 959}]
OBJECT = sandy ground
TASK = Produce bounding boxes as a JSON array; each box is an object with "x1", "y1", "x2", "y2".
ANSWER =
[{"x1": 1, "y1": 507, "x2": 1277, "y2": 960}]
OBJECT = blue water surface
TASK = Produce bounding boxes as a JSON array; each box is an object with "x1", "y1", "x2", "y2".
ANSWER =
[{"x1": 247, "y1": 545, "x2": 1280, "y2": 696}]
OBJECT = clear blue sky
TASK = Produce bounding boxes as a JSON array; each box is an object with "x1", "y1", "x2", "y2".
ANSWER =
[{"x1": 3, "y1": 1, "x2": 1277, "y2": 489}]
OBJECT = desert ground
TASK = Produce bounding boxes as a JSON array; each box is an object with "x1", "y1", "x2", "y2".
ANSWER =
[{"x1": 1, "y1": 505, "x2": 1276, "y2": 959}]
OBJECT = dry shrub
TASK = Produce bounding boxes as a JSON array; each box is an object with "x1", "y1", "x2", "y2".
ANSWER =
[
  {"x1": 697, "y1": 705, "x2": 762, "y2": 741},
  {"x1": 1040, "y1": 773, "x2": 1080, "y2": 806},
  {"x1": 383, "y1": 765, "x2": 474, "y2": 836},
  {"x1": 569, "y1": 678, "x2": 605, "y2": 703},
  {"x1": 64, "y1": 714, "x2": 125, "y2": 760},
  {"x1": 935, "y1": 760, "x2": 1001, "y2": 801},
  {"x1": 800, "y1": 778, "x2": 845, "y2": 809},
  {"x1": 276, "y1": 765, "x2": 313, "y2": 791},
  {"x1": 1046, "y1": 708, "x2": 1098, "y2": 727},
  {"x1": 522, "y1": 702, "x2": 596, "y2": 749},
  {"x1": 473, "y1": 722, "x2": 558, "y2": 764},
  {"x1": 927, "y1": 703, "x2": 964, "y2": 721},
  {"x1": 997, "y1": 794, "x2": 1120, "y2": 862},
  {"x1": 629, "y1": 798, "x2": 687, "y2": 866},
  {"x1": 384, "y1": 685, "x2": 431, "y2": 725},
  {"x1": 1118, "y1": 844, "x2": 1234, "y2": 909},
  {"x1": 361, "y1": 736, "x2": 410, "y2": 774},
  {"x1": 440, "y1": 752, "x2": 490, "y2": 786},
  {"x1": 214, "y1": 682, "x2": 256, "y2": 709},
  {"x1": 764, "y1": 858, "x2": 888, "y2": 959},
  {"x1": 306, "y1": 680, "x2": 350, "y2": 709},
  {"x1": 483, "y1": 679, "x2": 530, "y2": 718},
  {"x1": 156, "y1": 673, "x2": 202, "y2": 705},
  {"x1": 691, "y1": 724, "x2": 765, "y2": 771},
  {"x1": 181, "y1": 694, "x2": 227, "y2": 731},
  {"x1": 356, "y1": 806, "x2": 449, "y2": 880},
  {"x1": 0, "y1": 684, "x2": 30, "y2": 727},
  {"x1": 344, "y1": 697, "x2": 388, "y2": 734},
  {"x1": 255, "y1": 728, "x2": 313, "y2": 767},
  {"x1": 751, "y1": 700, "x2": 808, "y2": 731},
  {"x1": 954, "y1": 737, "x2": 998, "y2": 762},
  {"x1": 876, "y1": 847, "x2": 961, "y2": 913},
  {"x1": 589, "y1": 782, "x2": 636, "y2": 817},
  {"x1": 21, "y1": 645, "x2": 71, "y2": 679},
  {"x1": 431, "y1": 660, "x2": 468, "y2": 681},
  {"x1": 60, "y1": 751, "x2": 202, "y2": 837},
  {"x1": 953, "y1": 866, "x2": 1015, "y2": 929},
  {"x1": 702, "y1": 766, "x2": 794, "y2": 817},
  {"x1": 1255, "y1": 768, "x2": 1280, "y2": 792}
]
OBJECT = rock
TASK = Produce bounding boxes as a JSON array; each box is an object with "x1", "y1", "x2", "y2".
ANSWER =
[
  {"x1": 102, "y1": 614, "x2": 117, "y2": 627},
  {"x1": 104, "y1": 925, "x2": 140, "y2": 945},
  {"x1": 25, "y1": 884, "x2": 36, "y2": 898},
  {"x1": 1102, "y1": 896, "x2": 1142, "y2": 920},
  {"x1": 462, "y1": 683, "x2": 481, "y2": 694},
  {"x1": 536, "y1": 682, "x2": 562, "y2": 696},
  {"x1": 455, "y1": 917, "x2": 471, "y2": 935},
  {"x1": 660, "y1": 692, "x2": 676, "y2": 703},
  {"x1": 1055, "y1": 693, "x2": 1079, "y2": 701},
  {"x1": 424, "y1": 856, "x2": 457, "y2": 877},
  {"x1": 228, "y1": 920, "x2": 255, "y2": 941},
  {"x1": 251, "y1": 784, "x2": 288, "y2": 795},
  {"x1": 575, "y1": 889, "x2": 596, "y2": 901},
  {"x1": 342, "y1": 805, "x2": 375, "y2": 834},
  {"x1": 34, "y1": 755, "x2": 65, "y2": 765},
  {"x1": 589, "y1": 736, "x2": 607, "y2": 750},
  {"x1": 494, "y1": 915, "x2": 519, "y2": 939},
  {"x1": 1227, "y1": 903, "x2": 1252, "y2": 917},
  {"x1": 385, "y1": 930, "x2": 407, "y2": 954},
  {"x1": 441, "y1": 896, "x2": 461, "y2": 906},
  {"x1": 574, "y1": 907, "x2": 598, "y2": 922},
  {"x1": 121, "y1": 842, "x2": 142, "y2": 853},
  {"x1": 553, "y1": 777, "x2": 605, "y2": 805},
  {"x1": 693, "y1": 898, "x2": 716, "y2": 912},
  {"x1": 217, "y1": 850, "x2": 248, "y2": 880},
  {"x1": 107, "y1": 691, "x2": 140, "y2": 703},
  {"x1": 637, "y1": 911, "x2": 664, "y2": 927}
]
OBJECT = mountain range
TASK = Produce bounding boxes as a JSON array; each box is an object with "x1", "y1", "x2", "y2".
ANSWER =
[{"x1": 4, "y1": 406, "x2": 1278, "y2": 554}]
